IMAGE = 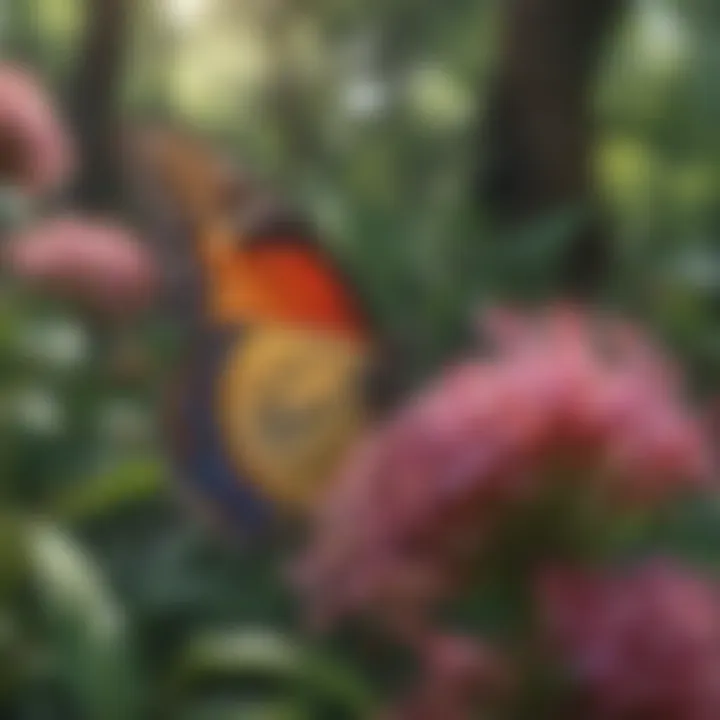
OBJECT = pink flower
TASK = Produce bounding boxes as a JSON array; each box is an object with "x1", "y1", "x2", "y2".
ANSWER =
[
  {"x1": 538, "y1": 562, "x2": 720, "y2": 720},
  {"x1": 383, "y1": 634, "x2": 508, "y2": 720},
  {"x1": 4, "y1": 217, "x2": 157, "y2": 317},
  {"x1": 295, "y1": 308, "x2": 709, "y2": 626},
  {"x1": 0, "y1": 64, "x2": 73, "y2": 194}
]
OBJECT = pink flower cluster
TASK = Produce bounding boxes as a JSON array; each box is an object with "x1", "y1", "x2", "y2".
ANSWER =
[
  {"x1": 0, "y1": 64, "x2": 73, "y2": 194},
  {"x1": 538, "y1": 561, "x2": 720, "y2": 720},
  {"x1": 295, "y1": 308, "x2": 710, "y2": 626},
  {"x1": 4, "y1": 217, "x2": 157, "y2": 317}
]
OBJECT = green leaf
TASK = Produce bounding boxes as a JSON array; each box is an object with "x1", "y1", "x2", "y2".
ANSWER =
[
  {"x1": 178, "y1": 698, "x2": 307, "y2": 720},
  {"x1": 28, "y1": 521, "x2": 145, "y2": 719},
  {"x1": 51, "y1": 457, "x2": 165, "y2": 524},
  {"x1": 487, "y1": 206, "x2": 591, "y2": 300},
  {"x1": 169, "y1": 628, "x2": 375, "y2": 719}
]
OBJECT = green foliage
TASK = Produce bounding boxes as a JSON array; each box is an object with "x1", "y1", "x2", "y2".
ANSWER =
[
  {"x1": 28, "y1": 522, "x2": 144, "y2": 719},
  {"x1": 0, "y1": 0, "x2": 718, "y2": 716}
]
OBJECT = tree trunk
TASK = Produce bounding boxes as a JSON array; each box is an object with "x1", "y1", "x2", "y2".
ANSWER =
[
  {"x1": 70, "y1": 0, "x2": 132, "y2": 212},
  {"x1": 477, "y1": 0, "x2": 625, "y2": 297}
]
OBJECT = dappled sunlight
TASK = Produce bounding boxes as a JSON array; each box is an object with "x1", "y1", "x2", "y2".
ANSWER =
[{"x1": 165, "y1": 0, "x2": 207, "y2": 29}]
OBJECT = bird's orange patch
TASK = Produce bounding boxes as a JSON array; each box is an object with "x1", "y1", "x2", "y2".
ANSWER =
[{"x1": 201, "y1": 235, "x2": 370, "y2": 342}]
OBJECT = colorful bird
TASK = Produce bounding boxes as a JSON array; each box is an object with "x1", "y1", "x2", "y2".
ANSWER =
[{"x1": 133, "y1": 129, "x2": 382, "y2": 535}]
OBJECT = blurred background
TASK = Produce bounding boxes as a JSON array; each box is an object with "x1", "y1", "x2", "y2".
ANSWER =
[{"x1": 0, "y1": 0, "x2": 718, "y2": 718}]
